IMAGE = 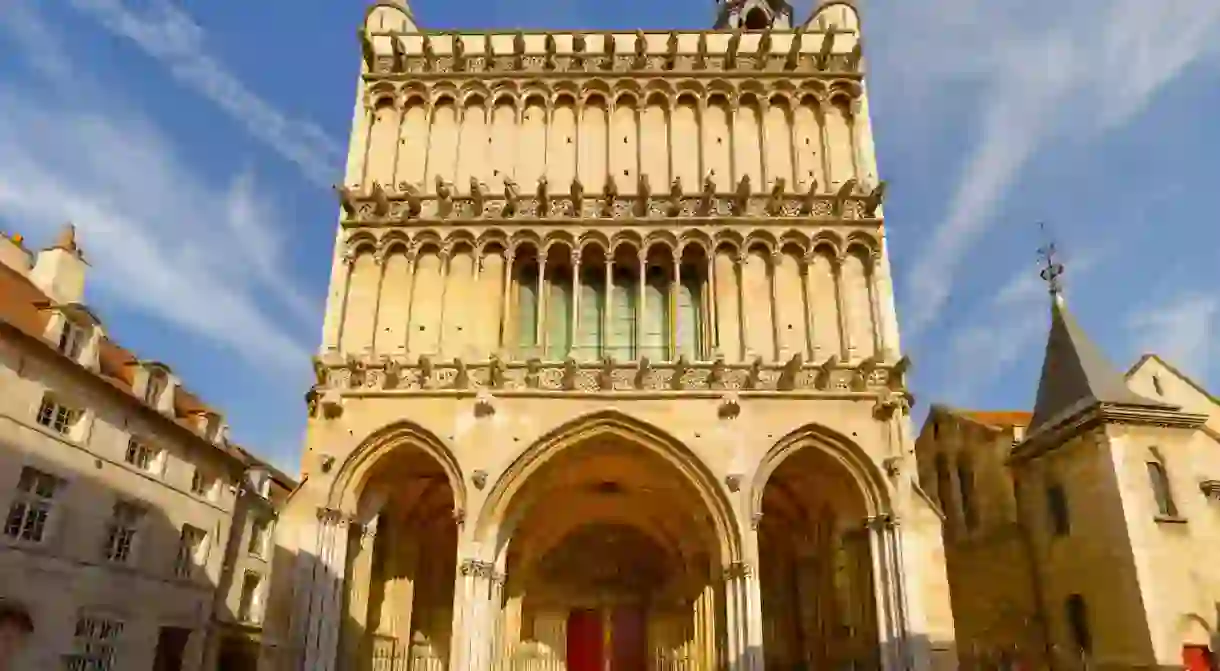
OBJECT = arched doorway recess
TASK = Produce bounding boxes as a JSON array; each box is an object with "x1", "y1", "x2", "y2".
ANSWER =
[
  {"x1": 753, "y1": 426, "x2": 893, "y2": 671},
  {"x1": 476, "y1": 413, "x2": 740, "y2": 671}
]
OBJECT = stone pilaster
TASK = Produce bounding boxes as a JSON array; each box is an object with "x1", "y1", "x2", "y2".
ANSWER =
[
  {"x1": 288, "y1": 507, "x2": 352, "y2": 671},
  {"x1": 340, "y1": 516, "x2": 379, "y2": 668},
  {"x1": 724, "y1": 561, "x2": 764, "y2": 671},
  {"x1": 450, "y1": 558, "x2": 504, "y2": 671},
  {"x1": 867, "y1": 514, "x2": 919, "y2": 671}
]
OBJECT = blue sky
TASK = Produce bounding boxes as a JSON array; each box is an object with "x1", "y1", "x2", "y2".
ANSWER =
[{"x1": 2, "y1": 0, "x2": 1218, "y2": 474}]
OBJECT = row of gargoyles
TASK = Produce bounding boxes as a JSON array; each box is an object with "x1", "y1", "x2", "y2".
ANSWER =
[
  {"x1": 337, "y1": 174, "x2": 886, "y2": 219},
  {"x1": 361, "y1": 27, "x2": 863, "y2": 74}
]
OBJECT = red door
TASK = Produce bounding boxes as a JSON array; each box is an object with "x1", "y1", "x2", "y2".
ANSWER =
[
  {"x1": 1183, "y1": 645, "x2": 1217, "y2": 671},
  {"x1": 567, "y1": 609, "x2": 604, "y2": 671},
  {"x1": 610, "y1": 606, "x2": 647, "y2": 670}
]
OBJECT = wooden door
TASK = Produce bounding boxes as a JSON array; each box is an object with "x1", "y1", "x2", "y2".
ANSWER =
[
  {"x1": 567, "y1": 609, "x2": 604, "y2": 671},
  {"x1": 610, "y1": 606, "x2": 647, "y2": 671}
]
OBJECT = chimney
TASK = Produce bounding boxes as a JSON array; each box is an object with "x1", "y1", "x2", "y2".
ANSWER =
[
  {"x1": 0, "y1": 231, "x2": 33, "y2": 275},
  {"x1": 30, "y1": 224, "x2": 88, "y2": 304}
]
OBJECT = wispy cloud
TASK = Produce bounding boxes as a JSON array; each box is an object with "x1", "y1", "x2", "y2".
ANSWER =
[
  {"x1": 889, "y1": 0, "x2": 1220, "y2": 337},
  {"x1": 0, "y1": 5, "x2": 313, "y2": 374},
  {"x1": 69, "y1": 0, "x2": 344, "y2": 187},
  {"x1": 1127, "y1": 293, "x2": 1218, "y2": 385}
]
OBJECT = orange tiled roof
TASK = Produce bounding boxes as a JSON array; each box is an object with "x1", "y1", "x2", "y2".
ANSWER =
[
  {"x1": 957, "y1": 410, "x2": 1033, "y2": 428},
  {"x1": 0, "y1": 260, "x2": 287, "y2": 480}
]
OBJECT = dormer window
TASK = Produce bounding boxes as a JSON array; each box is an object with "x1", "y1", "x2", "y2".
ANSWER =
[
  {"x1": 57, "y1": 320, "x2": 87, "y2": 360},
  {"x1": 145, "y1": 372, "x2": 166, "y2": 406}
]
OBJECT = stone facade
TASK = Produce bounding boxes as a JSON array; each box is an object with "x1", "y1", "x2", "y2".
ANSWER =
[
  {"x1": 262, "y1": 1, "x2": 957, "y2": 670},
  {"x1": 915, "y1": 313, "x2": 1220, "y2": 669},
  {"x1": 0, "y1": 228, "x2": 295, "y2": 671}
]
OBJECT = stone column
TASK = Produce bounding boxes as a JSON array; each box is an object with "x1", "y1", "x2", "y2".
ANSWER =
[
  {"x1": 289, "y1": 507, "x2": 351, "y2": 671},
  {"x1": 451, "y1": 559, "x2": 504, "y2": 671},
  {"x1": 868, "y1": 514, "x2": 915, "y2": 671},
  {"x1": 341, "y1": 516, "x2": 380, "y2": 668},
  {"x1": 724, "y1": 561, "x2": 764, "y2": 671}
]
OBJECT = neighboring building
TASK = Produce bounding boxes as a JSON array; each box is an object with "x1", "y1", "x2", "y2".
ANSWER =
[
  {"x1": 915, "y1": 286, "x2": 1220, "y2": 670},
  {"x1": 0, "y1": 227, "x2": 296, "y2": 671},
  {"x1": 263, "y1": 1, "x2": 957, "y2": 671}
]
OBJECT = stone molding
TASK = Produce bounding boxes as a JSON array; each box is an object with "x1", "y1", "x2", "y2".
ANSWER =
[
  {"x1": 1011, "y1": 403, "x2": 1209, "y2": 463},
  {"x1": 359, "y1": 29, "x2": 862, "y2": 78},
  {"x1": 311, "y1": 352, "x2": 911, "y2": 397},
  {"x1": 336, "y1": 178, "x2": 885, "y2": 225}
]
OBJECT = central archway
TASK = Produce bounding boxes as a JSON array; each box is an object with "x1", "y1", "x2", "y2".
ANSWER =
[{"x1": 476, "y1": 411, "x2": 740, "y2": 670}]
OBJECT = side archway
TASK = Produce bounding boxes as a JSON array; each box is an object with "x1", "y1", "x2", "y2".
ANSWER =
[{"x1": 474, "y1": 409, "x2": 742, "y2": 566}]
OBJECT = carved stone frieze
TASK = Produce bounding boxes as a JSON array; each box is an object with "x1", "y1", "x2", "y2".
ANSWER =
[{"x1": 315, "y1": 354, "x2": 911, "y2": 403}]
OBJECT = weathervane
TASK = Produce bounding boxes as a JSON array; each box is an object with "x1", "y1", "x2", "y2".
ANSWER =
[{"x1": 1036, "y1": 222, "x2": 1064, "y2": 297}]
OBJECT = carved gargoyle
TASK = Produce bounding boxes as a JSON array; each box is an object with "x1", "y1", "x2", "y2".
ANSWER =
[
  {"x1": 833, "y1": 179, "x2": 857, "y2": 217},
  {"x1": 816, "y1": 31, "x2": 835, "y2": 70},
  {"x1": 778, "y1": 352, "x2": 803, "y2": 391},
  {"x1": 572, "y1": 33, "x2": 587, "y2": 68},
  {"x1": 311, "y1": 356, "x2": 329, "y2": 386},
  {"x1": 390, "y1": 35, "x2": 407, "y2": 72},
  {"x1": 633, "y1": 30, "x2": 648, "y2": 69},
  {"x1": 562, "y1": 356, "x2": 579, "y2": 390},
  {"x1": 598, "y1": 356, "x2": 615, "y2": 390},
  {"x1": 668, "y1": 177, "x2": 684, "y2": 217},
  {"x1": 435, "y1": 176, "x2": 454, "y2": 217},
  {"x1": 665, "y1": 32, "x2": 679, "y2": 69},
  {"x1": 422, "y1": 35, "x2": 437, "y2": 70},
  {"x1": 453, "y1": 356, "x2": 470, "y2": 389},
  {"x1": 524, "y1": 357, "x2": 543, "y2": 389},
  {"x1": 334, "y1": 184, "x2": 358, "y2": 216},
  {"x1": 785, "y1": 27, "x2": 804, "y2": 70},
  {"x1": 873, "y1": 388, "x2": 905, "y2": 421},
  {"x1": 357, "y1": 28, "x2": 375, "y2": 69},
  {"x1": 469, "y1": 177, "x2": 486, "y2": 215},
  {"x1": 602, "y1": 174, "x2": 618, "y2": 217},
  {"x1": 452, "y1": 34, "x2": 466, "y2": 71},
  {"x1": 757, "y1": 30, "x2": 773, "y2": 69},
  {"x1": 487, "y1": 353, "x2": 507, "y2": 389},
  {"x1": 726, "y1": 29, "x2": 741, "y2": 69},
  {"x1": 767, "y1": 177, "x2": 786, "y2": 215},
  {"x1": 602, "y1": 32, "x2": 616, "y2": 70},
  {"x1": 670, "y1": 354, "x2": 690, "y2": 390},
  {"x1": 544, "y1": 34, "x2": 558, "y2": 70},
  {"x1": 634, "y1": 356, "x2": 652, "y2": 389},
  {"x1": 319, "y1": 388, "x2": 344, "y2": 419},
  {"x1": 401, "y1": 182, "x2": 422, "y2": 218},
  {"x1": 745, "y1": 355, "x2": 763, "y2": 390},
  {"x1": 700, "y1": 173, "x2": 717, "y2": 215},
  {"x1": 709, "y1": 353, "x2": 727, "y2": 389},
  {"x1": 855, "y1": 355, "x2": 880, "y2": 391},
  {"x1": 536, "y1": 176, "x2": 550, "y2": 216},
  {"x1": 570, "y1": 177, "x2": 584, "y2": 215},
  {"x1": 862, "y1": 181, "x2": 887, "y2": 217},
  {"x1": 636, "y1": 173, "x2": 652, "y2": 216},
  {"x1": 502, "y1": 177, "x2": 520, "y2": 217},
  {"x1": 847, "y1": 43, "x2": 863, "y2": 70},
  {"x1": 816, "y1": 354, "x2": 839, "y2": 390},
  {"x1": 733, "y1": 174, "x2": 751, "y2": 215},
  {"x1": 513, "y1": 32, "x2": 526, "y2": 69},
  {"x1": 345, "y1": 354, "x2": 368, "y2": 388},
  {"x1": 417, "y1": 354, "x2": 434, "y2": 386},
  {"x1": 483, "y1": 36, "x2": 496, "y2": 71},
  {"x1": 890, "y1": 355, "x2": 911, "y2": 389},
  {"x1": 800, "y1": 179, "x2": 820, "y2": 215},
  {"x1": 381, "y1": 356, "x2": 403, "y2": 389},
  {"x1": 370, "y1": 182, "x2": 390, "y2": 217},
  {"x1": 695, "y1": 34, "x2": 708, "y2": 70}
]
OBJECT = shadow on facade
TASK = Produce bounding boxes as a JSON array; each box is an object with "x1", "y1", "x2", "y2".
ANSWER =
[{"x1": 0, "y1": 432, "x2": 230, "y2": 671}]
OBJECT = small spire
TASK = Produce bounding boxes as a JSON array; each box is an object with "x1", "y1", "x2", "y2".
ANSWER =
[{"x1": 51, "y1": 223, "x2": 82, "y2": 257}]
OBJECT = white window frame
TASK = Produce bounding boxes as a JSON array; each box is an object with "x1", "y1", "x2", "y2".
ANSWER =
[
  {"x1": 248, "y1": 517, "x2": 272, "y2": 559},
  {"x1": 123, "y1": 437, "x2": 162, "y2": 476},
  {"x1": 190, "y1": 468, "x2": 210, "y2": 496},
  {"x1": 57, "y1": 319, "x2": 87, "y2": 360},
  {"x1": 36, "y1": 395, "x2": 81, "y2": 437},
  {"x1": 237, "y1": 572, "x2": 264, "y2": 623},
  {"x1": 102, "y1": 501, "x2": 145, "y2": 564},
  {"x1": 144, "y1": 372, "x2": 166, "y2": 406},
  {"x1": 174, "y1": 525, "x2": 209, "y2": 579},
  {"x1": 4, "y1": 466, "x2": 63, "y2": 545},
  {"x1": 62, "y1": 611, "x2": 124, "y2": 671}
]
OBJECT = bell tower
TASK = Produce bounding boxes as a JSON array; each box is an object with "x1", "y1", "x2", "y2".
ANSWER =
[{"x1": 715, "y1": 0, "x2": 794, "y2": 30}]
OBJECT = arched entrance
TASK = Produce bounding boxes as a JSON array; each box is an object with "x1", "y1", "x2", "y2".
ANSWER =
[
  {"x1": 478, "y1": 413, "x2": 739, "y2": 671},
  {"x1": 330, "y1": 424, "x2": 465, "y2": 671},
  {"x1": 754, "y1": 427, "x2": 890, "y2": 671}
]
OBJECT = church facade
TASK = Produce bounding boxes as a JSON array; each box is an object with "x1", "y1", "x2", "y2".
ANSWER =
[{"x1": 261, "y1": 1, "x2": 958, "y2": 669}]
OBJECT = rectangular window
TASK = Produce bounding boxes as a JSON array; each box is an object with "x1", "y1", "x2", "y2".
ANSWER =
[
  {"x1": 4, "y1": 467, "x2": 62, "y2": 543},
  {"x1": 237, "y1": 572, "x2": 263, "y2": 622},
  {"x1": 1065, "y1": 594, "x2": 1092, "y2": 653},
  {"x1": 57, "y1": 321, "x2": 87, "y2": 360},
  {"x1": 1047, "y1": 483, "x2": 1071, "y2": 537},
  {"x1": 124, "y1": 438, "x2": 161, "y2": 475},
  {"x1": 1146, "y1": 460, "x2": 1179, "y2": 518},
  {"x1": 102, "y1": 501, "x2": 145, "y2": 564},
  {"x1": 190, "y1": 469, "x2": 211, "y2": 497},
  {"x1": 248, "y1": 517, "x2": 271, "y2": 558},
  {"x1": 62, "y1": 612, "x2": 123, "y2": 671},
  {"x1": 36, "y1": 395, "x2": 80, "y2": 436},
  {"x1": 174, "y1": 525, "x2": 208, "y2": 578}
]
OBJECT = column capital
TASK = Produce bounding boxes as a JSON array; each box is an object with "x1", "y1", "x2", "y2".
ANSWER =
[
  {"x1": 864, "y1": 513, "x2": 898, "y2": 531},
  {"x1": 317, "y1": 507, "x2": 351, "y2": 527},
  {"x1": 722, "y1": 561, "x2": 753, "y2": 582},
  {"x1": 459, "y1": 558, "x2": 504, "y2": 584}
]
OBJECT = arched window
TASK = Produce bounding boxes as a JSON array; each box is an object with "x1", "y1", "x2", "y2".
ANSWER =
[
  {"x1": 958, "y1": 458, "x2": 978, "y2": 531},
  {"x1": 675, "y1": 266, "x2": 705, "y2": 360},
  {"x1": 514, "y1": 261, "x2": 539, "y2": 355},
  {"x1": 574, "y1": 267, "x2": 605, "y2": 360},
  {"x1": 1146, "y1": 459, "x2": 1178, "y2": 518},
  {"x1": 640, "y1": 264, "x2": 670, "y2": 361},
  {"x1": 545, "y1": 264, "x2": 573, "y2": 359},
  {"x1": 1065, "y1": 594, "x2": 1092, "y2": 654},
  {"x1": 608, "y1": 267, "x2": 638, "y2": 360}
]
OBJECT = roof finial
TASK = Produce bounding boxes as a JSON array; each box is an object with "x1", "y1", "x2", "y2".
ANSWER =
[
  {"x1": 1037, "y1": 222, "x2": 1064, "y2": 301},
  {"x1": 52, "y1": 223, "x2": 81, "y2": 256}
]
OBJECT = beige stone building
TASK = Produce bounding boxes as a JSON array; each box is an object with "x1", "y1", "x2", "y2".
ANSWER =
[
  {"x1": 914, "y1": 286, "x2": 1220, "y2": 670},
  {"x1": 262, "y1": 1, "x2": 958, "y2": 670},
  {"x1": 0, "y1": 227, "x2": 296, "y2": 671}
]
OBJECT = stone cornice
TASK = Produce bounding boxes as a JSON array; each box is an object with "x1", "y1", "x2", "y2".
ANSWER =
[{"x1": 1010, "y1": 403, "x2": 1209, "y2": 463}]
